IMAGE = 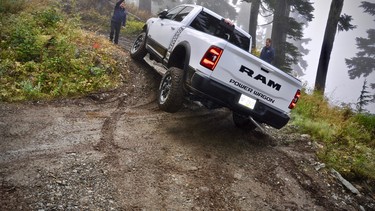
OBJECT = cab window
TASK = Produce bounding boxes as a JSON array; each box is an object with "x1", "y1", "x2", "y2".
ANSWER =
[
  {"x1": 164, "y1": 6, "x2": 184, "y2": 20},
  {"x1": 173, "y1": 6, "x2": 194, "y2": 22}
]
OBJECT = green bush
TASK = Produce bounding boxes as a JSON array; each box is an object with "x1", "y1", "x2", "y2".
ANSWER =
[
  {"x1": 8, "y1": 14, "x2": 42, "y2": 62},
  {"x1": 0, "y1": 0, "x2": 25, "y2": 14},
  {"x1": 291, "y1": 90, "x2": 375, "y2": 183},
  {"x1": 0, "y1": 5, "x2": 122, "y2": 101},
  {"x1": 353, "y1": 113, "x2": 375, "y2": 135},
  {"x1": 124, "y1": 19, "x2": 145, "y2": 35},
  {"x1": 35, "y1": 8, "x2": 62, "y2": 28}
]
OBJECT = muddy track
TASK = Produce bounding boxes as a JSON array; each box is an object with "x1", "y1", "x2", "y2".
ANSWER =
[
  {"x1": 0, "y1": 40, "x2": 374, "y2": 210},
  {"x1": 94, "y1": 59, "x2": 160, "y2": 162}
]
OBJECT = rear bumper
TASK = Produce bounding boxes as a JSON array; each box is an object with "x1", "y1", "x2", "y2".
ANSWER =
[{"x1": 188, "y1": 72, "x2": 290, "y2": 129}]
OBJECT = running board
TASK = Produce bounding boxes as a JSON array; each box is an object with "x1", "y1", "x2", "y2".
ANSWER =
[{"x1": 143, "y1": 54, "x2": 167, "y2": 75}]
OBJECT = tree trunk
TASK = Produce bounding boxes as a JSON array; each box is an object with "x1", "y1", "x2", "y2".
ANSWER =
[
  {"x1": 271, "y1": 0, "x2": 290, "y2": 69},
  {"x1": 139, "y1": 0, "x2": 151, "y2": 13},
  {"x1": 314, "y1": 0, "x2": 344, "y2": 92},
  {"x1": 249, "y1": 0, "x2": 260, "y2": 51}
]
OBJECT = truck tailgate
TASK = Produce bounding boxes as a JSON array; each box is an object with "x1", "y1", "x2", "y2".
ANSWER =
[{"x1": 210, "y1": 44, "x2": 301, "y2": 114}]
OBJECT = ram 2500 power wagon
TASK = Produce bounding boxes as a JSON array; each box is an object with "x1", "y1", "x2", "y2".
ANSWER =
[{"x1": 130, "y1": 4, "x2": 301, "y2": 130}]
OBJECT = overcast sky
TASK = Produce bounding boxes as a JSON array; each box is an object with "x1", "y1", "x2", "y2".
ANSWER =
[{"x1": 302, "y1": 0, "x2": 375, "y2": 113}]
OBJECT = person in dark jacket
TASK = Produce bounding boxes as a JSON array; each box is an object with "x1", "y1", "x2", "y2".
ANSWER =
[
  {"x1": 109, "y1": 0, "x2": 127, "y2": 44},
  {"x1": 260, "y1": 38, "x2": 275, "y2": 64}
]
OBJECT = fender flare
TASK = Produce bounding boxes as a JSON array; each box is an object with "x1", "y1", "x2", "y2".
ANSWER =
[{"x1": 168, "y1": 41, "x2": 191, "y2": 71}]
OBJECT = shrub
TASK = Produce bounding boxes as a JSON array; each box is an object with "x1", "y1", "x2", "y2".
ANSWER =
[
  {"x1": 8, "y1": 14, "x2": 42, "y2": 62},
  {"x1": 0, "y1": 0, "x2": 25, "y2": 14},
  {"x1": 35, "y1": 8, "x2": 62, "y2": 28},
  {"x1": 0, "y1": 4, "x2": 123, "y2": 102},
  {"x1": 291, "y1": 90, "x2": 375, "y2": 183},
  {"x1": 123, "y1": 19, "x2": 144, "y2": 35},
  {"x1": 352, "y1": 113, "x2": 375, "y2": 147},
  {"x1": 353, "y1": 113, "x2": 375, "y2": 134}
]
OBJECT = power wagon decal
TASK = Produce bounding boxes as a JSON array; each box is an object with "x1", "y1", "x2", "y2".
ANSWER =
[
  {"x1": 167, "y1": 27, "x2": 186, "y2": 53},
  {"x1": 229, "y1": 79, "x2": 276, "y2": 104}
]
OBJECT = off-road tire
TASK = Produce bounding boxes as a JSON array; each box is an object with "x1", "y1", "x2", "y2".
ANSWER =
[
  {"x1": 130, "y1": 31, "x2": 147, "y2": 61},
  {"x1": 232, "y1": 112, "x2": 257, "y2": 130},
  {"x1": 158, "y1": 67, "x2": 185, "y2": 113}
]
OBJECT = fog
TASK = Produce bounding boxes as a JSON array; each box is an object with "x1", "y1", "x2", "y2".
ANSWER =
[{"x1": 303, "y1": 0, "x2": 375, "y2": 113}]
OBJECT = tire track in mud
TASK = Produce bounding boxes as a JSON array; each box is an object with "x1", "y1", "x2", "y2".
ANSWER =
[
  {"x1": 110, "y1": 105, "x2": 244, "y2": 210},
  {"x1": 94, "y1": 99, "x2": 126, "y2": 165},
  {"x1": 93, "y1": 38, "x2": 160, "y2": 165},
  {"x1": 93, "y1": 35, "x2": 162, "y2": 165},
  {"x1": 162, "y1": 111, "x2": 240, "y2": 210},
  {"x1": 94, "y1": 58, "x2": 160, "y2": 166}
]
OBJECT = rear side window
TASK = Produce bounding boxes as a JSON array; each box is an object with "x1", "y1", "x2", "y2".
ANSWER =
[{"x1": 190, "y1": 11, "x2": 250, "y2": 52}]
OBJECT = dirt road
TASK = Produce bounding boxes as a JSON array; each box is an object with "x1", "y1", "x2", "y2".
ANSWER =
[{"x1": 0, "y1": 44, "x2": 373, "y2": 210}]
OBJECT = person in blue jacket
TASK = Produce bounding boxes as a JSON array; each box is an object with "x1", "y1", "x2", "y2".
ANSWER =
[
  {"x1": 260, "y1": 38, "x2": 275, "y2": 64},
  {"x1": 109, "y1": 0, "x2": 127, "y2": 44}
]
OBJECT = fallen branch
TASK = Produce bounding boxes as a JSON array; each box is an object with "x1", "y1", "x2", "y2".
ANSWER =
[{"x1": 331, "y1": 169, "x2": 360, "y2": 195}]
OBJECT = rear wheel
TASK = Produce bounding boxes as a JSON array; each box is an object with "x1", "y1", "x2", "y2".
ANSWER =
[
  {"x1": 157, "y1": 67, "x2": 185, "y2": 113},
  {"x1": 232, "y1": 112, "x2": 257, "y2": 130},
  {"x1": 130, "y1": 31, "x2": 147, "y2": 61}
]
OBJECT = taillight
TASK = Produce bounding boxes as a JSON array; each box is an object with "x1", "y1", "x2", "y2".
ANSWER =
[
  {"x1": 289, "y1": 89, "x2": 301, "y2": 109},
  {"x1": 200, "y1": 46, "x2": 223, "y2": 71}
]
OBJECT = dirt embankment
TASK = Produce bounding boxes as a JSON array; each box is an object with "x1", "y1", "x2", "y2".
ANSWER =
[{"x1": 0, "y1": 38, "x2": 374, "y2": 210}]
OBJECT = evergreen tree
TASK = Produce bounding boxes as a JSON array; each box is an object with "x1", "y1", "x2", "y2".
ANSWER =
[
  {"x1": 314, "y1": 0, "x2": 355, "y2": 92},
  {"x1": 356, "y1": 78, "x2": 375, "y2": 113},
  {"x1": 249, "y1": 0, "x2": 261, "y2": 50},
  {"x1": 345, "y1": 1, "x2": 375, "y2": 87},
  {"x1": 271, "y1": 0, "x2": 290, "y2": 71},
  {"x1": 271, "y1": 0, "x2": 314, "y2": 73},
  {"x1": 241, "y1": 0, "x2": 313, "y2": 73},
  {"x1": 242, "y1": 0, "x2": 261, "y2": 50}
]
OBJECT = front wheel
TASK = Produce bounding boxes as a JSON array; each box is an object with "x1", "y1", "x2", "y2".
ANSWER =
[
  {"x1": 130, "y1": 31, "x2": 147, "y2": 61},
  {"x1": 232, "y1": 112, "x2": 257, "y2": 131},
  {"x1": 157, "y1": 67, "x2": 185, "y2": 113}
]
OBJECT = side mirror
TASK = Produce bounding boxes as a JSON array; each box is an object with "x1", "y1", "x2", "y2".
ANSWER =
[{"x1": 158, "y1": 10, "x2": 168, "y2": 19}]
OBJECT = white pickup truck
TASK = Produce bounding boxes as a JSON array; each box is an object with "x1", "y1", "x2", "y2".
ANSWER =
[{"x1": 130, "y1": 4, "x2": 301, "y2": 130}]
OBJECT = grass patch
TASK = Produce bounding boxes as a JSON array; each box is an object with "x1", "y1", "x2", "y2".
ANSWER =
[{"x1": 291, "y1": 90, "x2": 375, "y2": 186}]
